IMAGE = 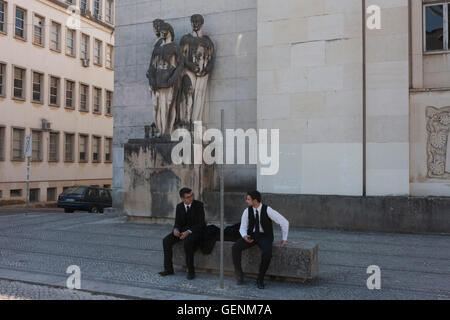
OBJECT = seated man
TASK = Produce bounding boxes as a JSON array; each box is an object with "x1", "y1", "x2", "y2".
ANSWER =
[
  {"x1": 159, "y1": 188, "x2": 206, "y2": 280},
  {"x1": 232, "y1": 190, "x2": 289, "y2": 289}
]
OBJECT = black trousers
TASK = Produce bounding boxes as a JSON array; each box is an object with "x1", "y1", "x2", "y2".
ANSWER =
[
  {"x1": 163, "y1": 232, "x2": 202, "y2": 273},
  {"x1": 232, "y1": 234, "x2": 273, "y2": 281}
]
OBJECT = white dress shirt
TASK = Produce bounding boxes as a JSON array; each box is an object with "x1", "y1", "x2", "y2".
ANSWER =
[{"x1": 239, "y1": 203, "x2": 289, "y2": 241}]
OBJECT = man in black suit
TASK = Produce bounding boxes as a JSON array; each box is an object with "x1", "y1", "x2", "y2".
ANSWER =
[{"x1": 159, "y1": 188, "x2": 206, "y2": 280}]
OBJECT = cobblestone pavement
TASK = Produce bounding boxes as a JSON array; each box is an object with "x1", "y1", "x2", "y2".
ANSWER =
[
  {"x1": 0, "y1": 279, "x2": 123, "y2": 300},
  {"x1": 0, "y1": 211, "x2": 449, "y2": 300}
]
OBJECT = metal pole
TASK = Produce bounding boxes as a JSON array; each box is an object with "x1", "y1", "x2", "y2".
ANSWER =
[
  {"x1": 25, "y1": 157, "x2": 30, "y2": 216},
  {"x1": 220, "y1": 109, "x2": 225, "y2": 289},
  {"x1": 362, "y1": 0, "x2": 367, "y2": 197}
]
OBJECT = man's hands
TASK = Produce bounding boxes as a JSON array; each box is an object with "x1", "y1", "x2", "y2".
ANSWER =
[
  {"x1": 243, "y1": 235, "x2": 254, "y2": 243},
  {"x1": 173, "y1": 229, "x2": 191, "y2": 240},
  {"x1": 179, "y1": 231, "x2": 190, "y2": 240},
  {"x1": 279, "y1": 240, "x2": 287, "y2": 247}
]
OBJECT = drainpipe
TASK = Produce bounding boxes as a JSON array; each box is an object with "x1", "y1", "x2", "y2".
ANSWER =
[{"x1": 362, "y1": 0, "x2": 367, "y2": 197}]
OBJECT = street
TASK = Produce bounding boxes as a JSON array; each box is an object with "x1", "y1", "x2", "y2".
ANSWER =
[{"x1": 0, "y1": 209, "x2": 449, "y2": 300}]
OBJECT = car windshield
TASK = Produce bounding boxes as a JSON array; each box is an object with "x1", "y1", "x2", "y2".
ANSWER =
[{"x1": 62, "y1": 187, "x2": 86, "y2": 195}]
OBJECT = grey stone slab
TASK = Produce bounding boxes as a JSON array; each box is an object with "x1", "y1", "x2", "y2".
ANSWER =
[{"x1": 173, "y1": 241, "x2": 319, "y2": 281}]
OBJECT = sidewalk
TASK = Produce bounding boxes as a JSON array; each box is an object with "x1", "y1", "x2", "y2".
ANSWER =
[{"x1": 0, "y1": 211, "x2": 449, "y2": 300}]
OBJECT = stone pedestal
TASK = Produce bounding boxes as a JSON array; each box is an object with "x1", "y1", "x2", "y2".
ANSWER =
[{"x1": 124, "y1": 137, "x2": 216, "y2": 220}]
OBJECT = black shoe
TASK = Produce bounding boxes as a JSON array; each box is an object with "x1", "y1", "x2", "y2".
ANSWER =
[
  {"x1": 187, "y1": 272, "x2": 195, "y2": 280},
  {"x1": 256, "y1": 279, "x2": 265, "y2": 289},
  {"x1": 235, "y1": 273, "x2": 244, "y2": 285},
  {"x1": 159, "y1": 270, "x2": 174, "y2": 276}
]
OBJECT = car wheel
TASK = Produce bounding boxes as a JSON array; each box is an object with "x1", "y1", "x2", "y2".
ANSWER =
[
  {"x1": 90, "y1": 206, "x2": 99, "y2": 213},
  {"x1": 64, "y1": 208, "x2": 74, "y2": 213}
]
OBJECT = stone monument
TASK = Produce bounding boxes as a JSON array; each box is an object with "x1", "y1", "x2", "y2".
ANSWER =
[{"x1": 124, "y1": 16, "x2": 216, "y2": 222}]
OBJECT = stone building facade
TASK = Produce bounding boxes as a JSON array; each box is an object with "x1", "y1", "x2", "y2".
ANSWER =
[
  {"x1": 113, "y1": 0, "x2": 450, "y2": 232},
  {"x1": 0, "y1": 0, "x2": 115, "y2": 203}
]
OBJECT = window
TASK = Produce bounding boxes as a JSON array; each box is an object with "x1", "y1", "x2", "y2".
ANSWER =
[
  {"x1": 80, "y1": 83, "x2": 89, "y2": 111},
  {"x1": 49, "y1": 132, "x2": 59, "y2": 162},
  {"x1": 33, "y1": 14, "x2": 45, "y2": 46},
  {"x1": 66, "y1": 28, "x2": 76, "y2": 57},
  {"x1": 106, "y1": 90, "x2": 113, "y2": 115},
  {"x1": 15, "y1": 7, "x2": 26, "y2": 40},
  {"x1": 106, "y1": 44, "x2": 113, "y2": 69},
  {"x1": 12, "y1": 128, "x2": 24, "y2": 161},
  {"x1": 80, "y1": 0, "x2": 89, "y2": 11},
  {"x1": 30, "y1": 189, "x2": 40, "y2": 202},
  {"x1": 94, "y1": 0, "x2": 102, "y2": 18},
  {"x1": 92, "y1": 136, "x2": 101, "y2": 162},
  {"x1": 47, "y1": 188, "x2": 57, "y2": 201},
  {"x1": 105, "y1": 137, "x2": 112, "y2": 162},
  {"x1": 31, "y1": 130, "x2": 42, "y2": 161},
  {"x1": 49, "y1": 76, "x2": 60, "y2": 106},
  {"x1": 10, "y1": 189, "x2": 22, "y2": 197},
  {"x1": 0, "y1": 1, "x2": 6, "y2": 34},
  {"x1": 65, "y1": 80, "x2": 75, "y2": 109},
  {"x1": 64, "y1": 133, "x2": 74, "y2": 162},
  {"x1": 50, "y1": 22, "x2": 61, "y2": 52},
  {"x1": 0, "y1": 126, "x2": 4, "y2": 160},
  {"x1": 13, "y1": 66, "x2": 25, "y2": 100},
  {"x1": 32, "y1": 72, "x2": 43, "y2": 103},
  {"x1": 94, "y1": 39, "x2": 102, "y2": 65},
  {"x1": 105, "y1": 0, "x2": 114, "y2": 24},
  {"x1": 93, "y1": 87, "x2": 102, "y2": 113},
  {"x1": 81, "y1": 34, "x2": 90, "y2": 60},
  {"x1": 79, "y1": 134, "x2": 88, "y2": 162},
  {"x1": 0, "y1": 63, "x2": 5, "y2": 97}
]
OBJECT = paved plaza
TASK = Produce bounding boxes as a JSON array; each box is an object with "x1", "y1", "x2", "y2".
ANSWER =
[{"x1": 0, "y1": 210, "x2": 449, "y2": 300}]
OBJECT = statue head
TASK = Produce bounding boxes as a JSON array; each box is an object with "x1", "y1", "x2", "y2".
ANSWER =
[
  {"x1": 159, "y1": 22, "x2": 175, "y2": 42},
  {"x1": 153, "y1": 19, "x2": 164, "y2": 37},
  {"x1": 191, "y1": 14, "x2": 204, "y2": 32}
]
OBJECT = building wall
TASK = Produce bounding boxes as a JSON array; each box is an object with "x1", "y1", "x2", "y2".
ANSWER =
[
  {"x1": 0, "y1": 0, "x2": 114, "y2": 202},
  {"x1": 410, "y1": 0, "x2": 450, "y2": 196},
  {"x1": 365, "y1": 0, "x2": 410, "y2": 196},
  {"x1": 256, "y1": 0, "x2": 364, "y2": 195},
  {"x1": 113, "y1": 0, "x2": 258, "y2": 210}
]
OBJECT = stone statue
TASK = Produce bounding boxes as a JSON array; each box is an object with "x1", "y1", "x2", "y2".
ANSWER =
[
  {"x1": 146, "y1": 22, "x2": 184, "y2": 137},
  {"x1": 179, "y1": 14, "x2": 215, "y2": 124}
]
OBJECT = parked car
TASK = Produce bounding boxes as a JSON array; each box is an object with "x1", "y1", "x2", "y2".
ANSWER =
[{"x1": 57, "y1": 186, "x2": 112, "y2": 213}]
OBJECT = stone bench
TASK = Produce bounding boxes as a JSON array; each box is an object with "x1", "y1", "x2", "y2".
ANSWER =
[{"x1": 173, "y1": 240, "x2": 318, "y2": 282}]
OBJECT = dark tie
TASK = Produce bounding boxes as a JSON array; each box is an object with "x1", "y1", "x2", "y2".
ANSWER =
[
  {"x1": 186, "y1": 205, "x2": 190, "y2": 213},
  {"x1": 254, "y1": 209, "x2": 260, "y2": 236}
]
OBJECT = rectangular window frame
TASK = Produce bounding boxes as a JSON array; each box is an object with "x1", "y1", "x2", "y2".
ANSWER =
[
  {"x1": 14, "y1": 5, "x2": 27, "y2": 41},
  {"x1": 11, "y1": 126, "x2": 25, "y2": 162},
  {"x1": 0, "y1": 62, "x2": 6, "y2": 97},
  {"x1": 64, "y1": 132, "x2": 75, "y2": 163},
  {"x1": 78, "y1": 133, "x2": 89, "y2": 163},
  {"x1": 31, "y1": 70, "x2": 44, "y2": 104},
  {"x1": 105, "y1": 90, "x2": 113, "y2": 116},
  {"x1": 66, "y1": 28, "x2": 76, "y2": 57},
  {"x1": 0, "y1": 125, "x2": 5, "y2": 161},
  {"x1": 33, "y1": 13, "x2": 45, "y2": 47},
  {"x1": 0, "y1": 1, "x2": 8, "y2": 35},
  {"x1": 49, "y1": 75, "x2": 61, "y2": 107},
  {"x1": 48, "y1": 131, "x2": 59, "y2": 162},
  {"x1": 105, "y1": 44, "x2": 113, "y2": 70},
  {"x1": 81, "y1": 33, "x2": 90, "y2": 61},
  {"x1": 50, "y1": 20, "x2": 62, "y2": 53},
  {"x1": 31, "y1": 129, "x2": 43, "y2": 162},
  {"x1": 93, "y1": 86, "x2": 102, "y2": 114},
  {"x1": 94, "y1": 38, "x2": 103, "y2": 66},
  {"x1": 92, "y1": 135, "x2": 101, "y2": 163},
  {"x1": 423, "y1": 1, "x2": 450, "y2": 53},
  {"x1": 104, "y1": 136, "x2": 112, "y2": 163},
  {"x1": 65, "y1": 79, "x2": 76, "y2": 109},
  {"x1": 12, "y1": 65, "x2": 26, "y2": 101},
  {"x1": 79, "y1": 82, "x2": 89, "y2": 112},
  {"x1": 105, "y1": 0, "x2": 114, "y2": 24}
]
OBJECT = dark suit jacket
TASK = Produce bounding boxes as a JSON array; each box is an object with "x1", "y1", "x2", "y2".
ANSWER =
[{"x1": 173, "y1": 200, "x2": 206, "y2": 234}]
